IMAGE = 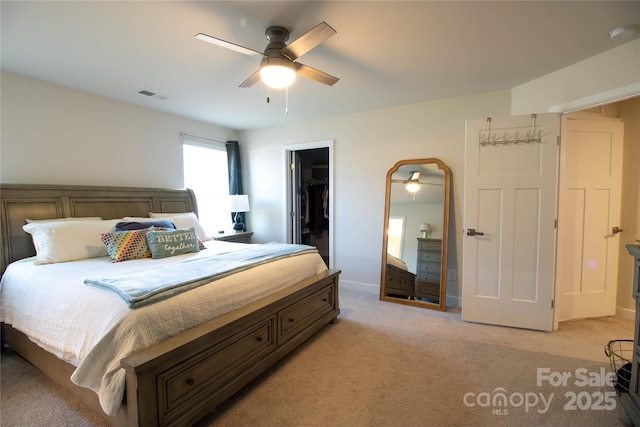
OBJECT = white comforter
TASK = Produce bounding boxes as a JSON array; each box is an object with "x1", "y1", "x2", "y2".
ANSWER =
[{"x1": 0, "y1": 240, "x2": 327, "y2": 416}]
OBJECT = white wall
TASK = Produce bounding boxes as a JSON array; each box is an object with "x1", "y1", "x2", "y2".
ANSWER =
[
  {"x1": 239, "y1": 90, "x2": 512, "y2": 304},
  {"x1": 511, "y1": 39, "x2": 640, "y2": 114},
  {"x1": 1, "y1": 71, "x2": 238, "y2": 188}
]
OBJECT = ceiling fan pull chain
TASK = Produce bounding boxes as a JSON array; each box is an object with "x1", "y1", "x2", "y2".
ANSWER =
[
  {"x1": 285, "y1": 87, "x2": 289, "y2": 114},
  {"x1": 266, "y1": 86, "x2": 270, "y2": 104}
]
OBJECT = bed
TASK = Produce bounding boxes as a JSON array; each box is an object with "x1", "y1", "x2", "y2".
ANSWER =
[
  {"x1": 384, "y1": 255, "x2": 416, "y2": 298},
  {"x1": 0, "y1": 183, "x2": 341, "y2": 426}
]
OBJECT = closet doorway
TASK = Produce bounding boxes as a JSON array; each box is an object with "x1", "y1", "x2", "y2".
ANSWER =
[{"x1": 284, "y1": 140, "x2": 334, "y2": 268}]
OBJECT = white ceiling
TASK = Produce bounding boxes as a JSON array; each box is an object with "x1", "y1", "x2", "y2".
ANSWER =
[{"x1": 2, "y1": 1, "x2": 639, "y2": 131}]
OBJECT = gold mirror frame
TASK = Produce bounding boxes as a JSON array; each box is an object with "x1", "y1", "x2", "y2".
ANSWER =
[{"x1": 379, "y1": 158, "x2": 451, "y2": 311}]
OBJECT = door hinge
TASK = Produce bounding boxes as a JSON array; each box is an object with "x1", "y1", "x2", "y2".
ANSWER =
[
  {"x1": 557, "y1": 135, "x2": 560, "y2": 146},
  {"x1": 551, "y1": 299, "x2": 555, "y2": 309},
  {"x1": 290, "y1": 162, "x2": 295, "y2": 170},
  {"x1": 554, "y1": 219, "x2": 557, "y2": 229}
]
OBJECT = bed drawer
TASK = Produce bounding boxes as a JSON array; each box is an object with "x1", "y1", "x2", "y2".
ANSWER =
[
  {"x1": 279, "y1": 285, "x2": 335, "y2": 343},
  {"x1": 386, "y1": 265, "x2": 415, "y2": 297},
  {"x1": 386, "y1": 280, "x2": 414, "y2": 297},
  {"x1": 156, "y1": 316, "x2": 276, "y2": 425}
]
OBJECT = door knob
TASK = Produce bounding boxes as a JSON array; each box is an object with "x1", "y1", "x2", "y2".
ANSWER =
[
  {"x1": 612, "y1": 226, "x2": 624, "y2": 234},
  {"x1": 466, "y1": 228, "x2": 484, "y2": 236}
]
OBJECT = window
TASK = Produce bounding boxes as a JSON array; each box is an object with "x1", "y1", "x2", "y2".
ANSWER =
[
  {"x1": 387, "y1": 216, "x2": 405, "y2": 259},
  {"x1": 183, "y1": 140, "x2": 230, "y2": 235}
]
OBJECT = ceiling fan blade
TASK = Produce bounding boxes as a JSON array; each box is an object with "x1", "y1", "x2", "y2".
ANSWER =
[
  {"x1": 294, "y1": 63, "x2": 339, "y2": 86},
  {"x1": 195, "y1": 33, "x2": 264, "y2": 58},
  {"x1": 409, "y1": 172, "x2": 421, "y2": 181},
  {"x1": 282, "y1": 22, "x2": 336, "y2": 60},
  {"x1": 239, "y1": 70, "x2": 262, "y2": 88}
]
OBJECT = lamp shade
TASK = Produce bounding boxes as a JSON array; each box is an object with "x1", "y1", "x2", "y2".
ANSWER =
[
  {"x1": 419, "y1": 223, "x2": 431, "y2": 233},
  {"x1": 229, "y1": 194, "x2": 250, "y2": 213},
  {"x1": 419, "y1": 223, "x2": 431, "y2": 238}
]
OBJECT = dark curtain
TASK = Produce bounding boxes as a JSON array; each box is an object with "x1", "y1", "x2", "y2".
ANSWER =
[{"x1": 226, "y1": 141, "x2": 245, "y2": 225}]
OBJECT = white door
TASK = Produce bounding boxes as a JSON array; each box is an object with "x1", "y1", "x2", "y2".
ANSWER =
[
  {"x1": 555, "y1": 114, "x2": 624, "y2": 321},
  {"x1": 462, "y1": 113, "x2": 559, "y2": 331},
  {"x1": 289, "y1": 151, "x2": 303, "y2": 244}
]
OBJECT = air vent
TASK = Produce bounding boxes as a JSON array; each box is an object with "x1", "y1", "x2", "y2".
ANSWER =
[{"x1": 137, "y1": 89, "x2": 168, "y2": 100}]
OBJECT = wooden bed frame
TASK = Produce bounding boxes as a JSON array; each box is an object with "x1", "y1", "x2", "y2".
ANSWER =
[
  {"x1": 0, "y1": 184, "x2": 341, "y2": 426},
  {"x1": 384, "y1": 263, "x2": 416, "y2": 298}
]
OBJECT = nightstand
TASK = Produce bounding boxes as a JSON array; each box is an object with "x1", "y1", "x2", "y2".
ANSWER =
[{"x1": 213, "y1": 231, "x2": 253, "y2": 244}]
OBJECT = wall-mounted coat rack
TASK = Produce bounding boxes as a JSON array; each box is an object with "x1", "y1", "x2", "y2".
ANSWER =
[{"x1": 480, "y1": 114, "x2": 543, "y2": 147}]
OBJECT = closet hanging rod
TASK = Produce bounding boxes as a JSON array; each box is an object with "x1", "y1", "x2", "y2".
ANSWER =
[
  {"x1": 479, "y1": 114, "x2": 543, "y2": 147},
  {"x1": 306, "y1": 178, "x2": 328, "y2": 184},
  {"x1": 179, "y1": 132, "x2": 226, "y2": 144}
]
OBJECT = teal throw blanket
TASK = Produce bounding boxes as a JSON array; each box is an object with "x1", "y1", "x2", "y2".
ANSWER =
[{"x1": 84, "y1": 243, "x2": 317, "y2": 308}]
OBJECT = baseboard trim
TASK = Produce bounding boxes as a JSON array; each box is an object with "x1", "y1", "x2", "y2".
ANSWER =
[
  {"x1": 341, "y1": 280, "x2": 379, "y2": 289},
  {"x1": 446, "y1": 295, "x2": 461, "y2": 310},
  {"x1": 616, "y1": 305, "x2": 636, "y2": 321}
]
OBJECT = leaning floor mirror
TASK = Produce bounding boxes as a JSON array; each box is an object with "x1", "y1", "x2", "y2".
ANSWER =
[{"x1": 380, "y1": 158, "x2": 451, "y2": 311}]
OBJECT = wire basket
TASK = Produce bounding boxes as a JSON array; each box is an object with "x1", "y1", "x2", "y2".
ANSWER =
[{"x1": 604, "y1": 339, "x2": 634, "y2": 394}]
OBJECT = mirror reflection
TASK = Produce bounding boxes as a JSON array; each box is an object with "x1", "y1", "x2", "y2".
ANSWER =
[{"x1": 380, "y1": 158, "x2": 451, "y2": 311}]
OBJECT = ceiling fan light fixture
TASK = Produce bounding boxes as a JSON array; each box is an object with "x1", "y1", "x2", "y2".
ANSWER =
[
  {"x1": 259, "y1": 58, "x2": 296, "y2": 89},
  {"x1": 405, "y1": 181, "x2": 420, "y2": 193}
]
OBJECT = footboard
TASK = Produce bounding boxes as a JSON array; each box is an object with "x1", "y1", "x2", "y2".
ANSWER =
[{"x1": 121, "y1": 269, "x2": 340, "y2": 426}]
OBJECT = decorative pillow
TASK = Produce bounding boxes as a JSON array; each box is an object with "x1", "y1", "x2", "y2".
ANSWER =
[
  {"x1": 22, "y1": 219, "x2": 120, "y2": 264},
  {"x1": 147, "y1": 212, "x2": 210, "y2": 241},
  {"x1": 115, "y1": 220, "x2": 175, "y2": 231},
  {"x1": 26, "y1": 216, "x2": 102, "y2": 223},
  {"x1": 101, "y1": 229, "x2": 154, "y2": 262},
  {"x1": 145, "y1": 227, "x2": 200, "y2": 259},
  {"x1": 121, "y1": 216, "x2": 155, "y2": 222},
  {"x1": 122, "y1": 216, "x2": 206, "y2": 250}
]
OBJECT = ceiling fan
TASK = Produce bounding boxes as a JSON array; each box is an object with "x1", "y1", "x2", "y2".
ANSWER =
[
  {"x1": 195, "y1": 22, "x2": 339, "y2": 89},
  {"x1": 392, "y1": 171, "x2": 444, "y2": 193}
]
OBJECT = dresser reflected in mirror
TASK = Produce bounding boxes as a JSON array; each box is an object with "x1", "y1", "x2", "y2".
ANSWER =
[{"x1": 380, "y1": 158, "x2": 451, "y2": 311}]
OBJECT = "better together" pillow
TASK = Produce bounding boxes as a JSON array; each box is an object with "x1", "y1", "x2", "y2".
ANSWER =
[{"x1": 145, "y1": 227, "x2": 200, "y2": 259}]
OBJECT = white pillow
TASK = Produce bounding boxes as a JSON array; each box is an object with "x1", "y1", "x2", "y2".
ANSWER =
[
  {"x1": 22, "y1": 219, "x2": 120, "y2": 264},
  {"x1": 25, "y1": 216, "x2": 102, "y2": 223},
  {"x1": 147, "y1": 212, "x2": 210, "y2": 241}
]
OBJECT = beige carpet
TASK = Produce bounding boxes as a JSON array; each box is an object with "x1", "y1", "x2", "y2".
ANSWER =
[{"x1": 1, "y1": 282, "x2": 635, "y2": 426}]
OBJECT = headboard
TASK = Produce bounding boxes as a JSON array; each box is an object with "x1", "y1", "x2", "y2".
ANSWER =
[{"x1": 0, "y1": 184, "x2": 198, "y2": 274}]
